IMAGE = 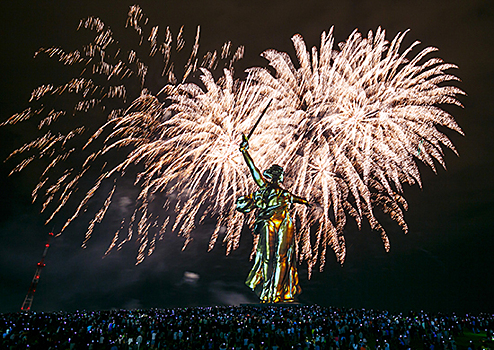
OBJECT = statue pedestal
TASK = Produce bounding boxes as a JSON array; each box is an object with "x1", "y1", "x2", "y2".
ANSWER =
[{"x1": 240, "y1": 302, "x2": 303, "y2": 308}]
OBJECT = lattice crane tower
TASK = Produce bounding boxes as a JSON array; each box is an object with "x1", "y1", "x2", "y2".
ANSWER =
[{"x1": 21, "y1": 232, "x2": 54, "y2": 311}]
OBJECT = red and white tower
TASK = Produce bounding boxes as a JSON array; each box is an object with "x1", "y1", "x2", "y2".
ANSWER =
[{"x1": 21, "y1": 232, "x2": 54, "y2": 311}]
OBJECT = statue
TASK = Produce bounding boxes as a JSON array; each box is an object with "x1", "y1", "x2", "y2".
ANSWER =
[{"x1": 236, "y1": 134, "x2": 310, "y2": 303}]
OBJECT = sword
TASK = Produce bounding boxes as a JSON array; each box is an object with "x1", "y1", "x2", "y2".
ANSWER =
[{"x1": 246, "y1": 99, "x2": 272, "y2": 140}]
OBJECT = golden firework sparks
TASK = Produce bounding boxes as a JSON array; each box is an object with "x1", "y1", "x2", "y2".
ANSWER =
[{"x1": 3, "y1": 8, "x2": 463, "y2": 274}]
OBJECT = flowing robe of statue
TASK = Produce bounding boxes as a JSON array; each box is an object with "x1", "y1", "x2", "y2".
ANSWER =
[{"x1": 236, "y1": 136, "x2": 309, "y2": 303}]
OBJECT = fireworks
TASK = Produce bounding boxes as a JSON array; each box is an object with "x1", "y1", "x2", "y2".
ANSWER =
[
  {"x1": 4, "y1": 7, "x2": 463, "y2": 273},
  {"x1": 245, "y1": 27, "x2": 464, "y2": 272}
]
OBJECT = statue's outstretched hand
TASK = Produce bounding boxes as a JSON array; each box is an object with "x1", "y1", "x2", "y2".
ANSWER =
[{"x1": 239, "y1": 134, "x2": 249, "y2": 152}]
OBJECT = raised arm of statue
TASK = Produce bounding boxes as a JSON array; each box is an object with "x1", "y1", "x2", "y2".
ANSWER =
[{"x1": 239, "y1": 134, "x2": 266, "y2": 188}]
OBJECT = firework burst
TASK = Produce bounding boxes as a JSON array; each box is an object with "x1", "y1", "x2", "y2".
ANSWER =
[
  {"x1": 242, "y1": 26, "x2": 464, "y2": 272},
  {"x1": 98, "y1": 69, "x2": 277, "y2": 263},
  {"x1": 4, "y1": 8, "x2": 463, "y2": 273}
]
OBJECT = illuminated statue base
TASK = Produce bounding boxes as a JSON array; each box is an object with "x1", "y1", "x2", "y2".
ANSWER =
[{"x1": 240, "y1": 302, "x2": 303, "y2": 308}]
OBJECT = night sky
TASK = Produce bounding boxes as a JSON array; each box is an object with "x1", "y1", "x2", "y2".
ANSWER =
[{"x1": 1, "y1": 0, "x2": 493, "y2": 314}]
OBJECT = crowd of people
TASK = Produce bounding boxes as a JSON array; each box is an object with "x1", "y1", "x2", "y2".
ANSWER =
[{"x1": 1, "y1": 305, "x2": 493, "y2": 349}]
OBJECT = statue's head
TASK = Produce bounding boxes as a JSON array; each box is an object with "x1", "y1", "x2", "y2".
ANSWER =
[{"x1": 263, "y1": 164, "x2": 284, "y2": 184}]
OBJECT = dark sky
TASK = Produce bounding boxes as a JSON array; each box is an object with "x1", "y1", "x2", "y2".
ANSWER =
[{"x1": 0, "y1": 0, "x2": 493, "y2": 314}]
